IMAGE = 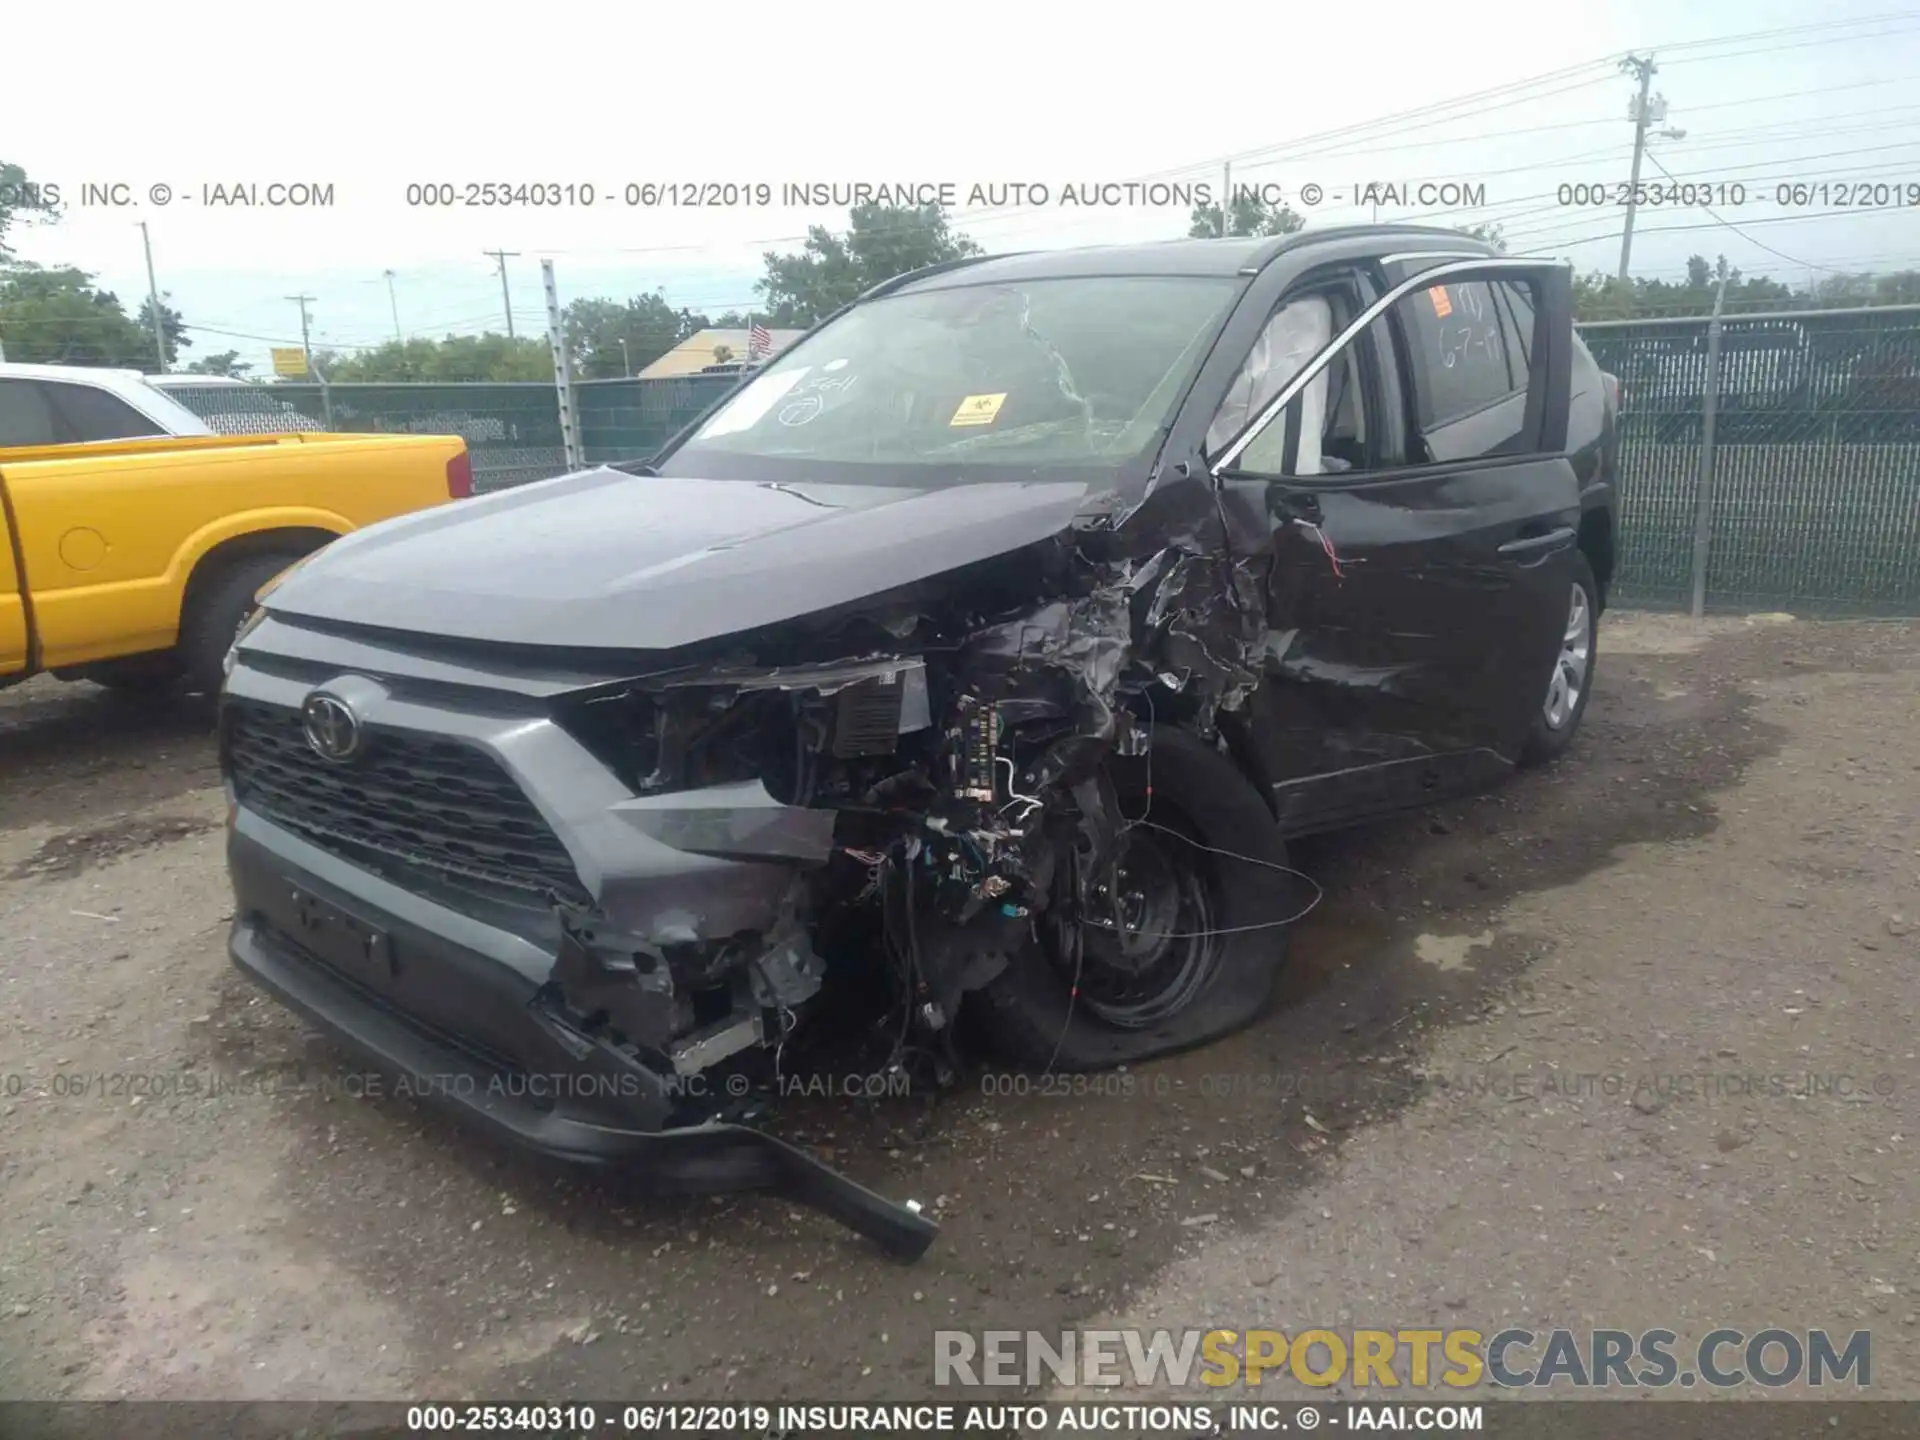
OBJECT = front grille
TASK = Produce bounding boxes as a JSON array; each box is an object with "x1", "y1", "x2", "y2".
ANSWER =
[{"x1": 225, "y1": 699, "x2": 590, "y2": 908}]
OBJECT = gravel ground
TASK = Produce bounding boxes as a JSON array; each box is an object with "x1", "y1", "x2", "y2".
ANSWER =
[{"x1": 0, "y1": 610, "x2": 1915, "y2": 1404}]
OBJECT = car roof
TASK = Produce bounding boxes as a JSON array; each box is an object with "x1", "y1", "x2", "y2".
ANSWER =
[
  {"x1": 883, "y1": 225, "x2": 1498, "y2": 293},
  {"x1": 0, "y1": 362, "x2": 154, "y2": 384}
]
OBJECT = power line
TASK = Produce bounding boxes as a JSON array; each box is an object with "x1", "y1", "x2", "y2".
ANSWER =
[
  {"x1": 1516, "y1": 206, "x2": 1911, "y2": 255},
  {"x1": 1640, "y1": 151, "x2": 1843, "y2": 274}
]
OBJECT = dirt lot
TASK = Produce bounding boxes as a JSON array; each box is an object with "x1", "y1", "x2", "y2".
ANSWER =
[{"x1": 2, "y1": 611, "x2": 1917, "y2": 1403}]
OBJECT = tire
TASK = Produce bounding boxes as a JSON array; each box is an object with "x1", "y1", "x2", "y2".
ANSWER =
[
  {"x1": 84, "y1": 654, "x2": 184, "y2": 697},
  {"x1": 972, "y1": 725, "x2": 1298, "y2": 1072},
  {"x1": 179, "y1": 553, "x2": 299, "y2": 697},
  {"x1": 1521, "y1": 549, "x2": 1600, "y2": 766}
]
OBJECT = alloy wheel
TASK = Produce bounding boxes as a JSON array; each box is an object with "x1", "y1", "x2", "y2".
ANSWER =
[{"x1": 1542, "y1": 580, "x2": 1592, "y2": 731}]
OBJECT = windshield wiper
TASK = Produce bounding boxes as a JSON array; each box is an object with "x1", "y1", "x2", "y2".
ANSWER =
[{"x1": 613, "y1": 459, "x2": 661, "y2": 476}]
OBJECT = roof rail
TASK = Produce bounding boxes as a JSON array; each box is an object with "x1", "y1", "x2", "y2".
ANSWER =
[{"x1": 855, "y1": 251, "x2": 1013, "y2": 303}]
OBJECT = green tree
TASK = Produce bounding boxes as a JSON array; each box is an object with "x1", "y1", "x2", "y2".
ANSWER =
[
  {"x1": 1187, "y1": 192, "x2": 1305, "y2": 240},
  {"x1": 184, "y1": 349, "x2": 252, "y2": 377},
  {"x1": 1571, "y1": 255, "x2": 1803, "y2": 322},
  {"x1": 0, "y1": 160, "x2": 58, "y2": 259},
  {"x1": 0, "y1": 263, "x2": 149, "y2": 365},
  {"x1": 318, "y1": 333, "x2": 551, "y2": 382},
  {"x1": 304, "y1": 348, "x2": 344, "y2": 381},
  {"x1": 757, "y1": 202, "x2": 980, "y2": 326},
  {"x1": 303, "y1": 334, "x2": 549, "y2": 384},
  {"x1": 564, "y1": 292, "x2": 711, "y2": 379},
  {"x1": 137, "y1": 295, "x2": 191, "y2": 367}
]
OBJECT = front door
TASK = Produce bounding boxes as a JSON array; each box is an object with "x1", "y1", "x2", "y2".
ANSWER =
[{"x1": 1211, "y1": 257, "x2": 1582, "y2": 834}]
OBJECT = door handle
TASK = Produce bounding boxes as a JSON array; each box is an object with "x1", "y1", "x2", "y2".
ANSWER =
[{"x1": 1497, "y1": 526, "x2": 1575, "y2": 557}]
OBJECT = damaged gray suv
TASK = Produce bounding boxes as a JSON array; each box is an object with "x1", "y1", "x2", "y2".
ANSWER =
[{"x1": 220, "y1": 227, "x2": 1618, "y2": 1257}]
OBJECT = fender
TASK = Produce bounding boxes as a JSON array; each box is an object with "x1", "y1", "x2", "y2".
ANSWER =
[
  {"x1": 165, "y1": 504, "x2": 356, "y2": 593},
  {"x1": 33, "y1": 504, "x2": 354, "y2": 670}
]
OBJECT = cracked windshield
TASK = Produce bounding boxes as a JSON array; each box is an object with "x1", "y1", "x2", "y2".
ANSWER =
[{"x1": 680, "y1": 276, "x2": 1237, "y2": 467}]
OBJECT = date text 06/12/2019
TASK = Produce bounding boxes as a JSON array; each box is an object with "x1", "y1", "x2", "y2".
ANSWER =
[{"x1": 1556, "y1": 179, "x2": 1920, "y2": 208}]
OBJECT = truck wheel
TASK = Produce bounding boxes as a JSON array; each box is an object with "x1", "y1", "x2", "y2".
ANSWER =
[
  {"x1": 85, "y1": 654, "x2": 184, "y2": 697},
  {"x1": 180, "y1": 554, "x2": 298, "y2": 696},
  {"x1": 971, "y1": 726, "x2": 1300, "y2": 1072}
]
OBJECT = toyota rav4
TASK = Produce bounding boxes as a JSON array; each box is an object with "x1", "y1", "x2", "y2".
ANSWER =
[{"x1": 219, "y1": 226, "x2": 1619, "y2": 1257}]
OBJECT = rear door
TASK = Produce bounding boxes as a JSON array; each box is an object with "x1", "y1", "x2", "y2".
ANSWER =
[{"x1": 1211, "y1": 256, "x2": 1580, "y2": 833}]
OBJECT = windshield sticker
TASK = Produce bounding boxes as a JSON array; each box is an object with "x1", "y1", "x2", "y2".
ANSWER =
[
  {"x1": 1428, "y1": 286, "x2": 1453, "y2": 318},
  {"x1": 699, "y1": 367, "x2": 810, "y2": 437},
  {"x1": 950, "y1": 393, "x2": 1008, "y2": 427},
  {"x1": 779, "y1": 393, "x2": 825, "y2": 426}
]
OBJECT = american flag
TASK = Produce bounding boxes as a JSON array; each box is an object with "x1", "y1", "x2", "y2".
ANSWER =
[{"x1": 746, "y1": 322, "x2": 773, "y2": 360}]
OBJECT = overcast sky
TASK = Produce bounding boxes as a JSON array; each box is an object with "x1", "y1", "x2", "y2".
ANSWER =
[{"x1": 5, "y1": 0, "x2": 1919, "y2": 371}]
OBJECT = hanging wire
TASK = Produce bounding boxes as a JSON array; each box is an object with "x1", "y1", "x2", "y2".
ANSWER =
[{"x1": 1089, "y1": 819, "x2": 1326, "y2": 940}]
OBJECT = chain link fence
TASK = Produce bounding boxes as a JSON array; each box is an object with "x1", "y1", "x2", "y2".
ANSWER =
[
  {"x1": 162, "y1": 303, "x2": 1920, "y2": 616},
  {"x1": 1582, "y1": 304, "x2": 1920, "y2": 616}
]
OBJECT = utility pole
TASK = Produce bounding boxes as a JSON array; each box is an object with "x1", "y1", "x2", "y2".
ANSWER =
[
  {"x1": 383, "y1": 269, "x2": 402, "y2": 341},
  {"x1": 1220, "y1": 160, "x2": 1231, "y2": 236},
  {"x1": 286, "y1": 294, "x2": 316, "y2": 372},
  {"x1": 485, "y1": 249, "x2": 519, "y2": 338},
  {"x1": 618, "y1": 337, "x2": 632, "y2": 377},
  {"x1": 1618, "y1": 54, "x2": 1660, "y2": 286},
  {"x1": 1688, "y1": 259, "x2": 1731, "y2": 621},
  {"x1": 139, "y1": 222, "x2": 168, "y2": 373}
]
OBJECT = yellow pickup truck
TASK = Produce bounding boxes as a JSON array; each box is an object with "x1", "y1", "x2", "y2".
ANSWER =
[{"x1": 0, "y1": 431, "x2": 473, "y2": 696}]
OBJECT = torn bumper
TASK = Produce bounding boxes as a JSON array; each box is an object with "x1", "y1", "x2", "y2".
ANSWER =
[{"x1": 224, "y1": 810, "x2": 937, "y2": 1261}]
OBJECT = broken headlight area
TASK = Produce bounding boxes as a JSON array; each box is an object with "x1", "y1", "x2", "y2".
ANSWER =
[{"x1": 538, "y1": 611, "x2": 1153, "y2": 1084}]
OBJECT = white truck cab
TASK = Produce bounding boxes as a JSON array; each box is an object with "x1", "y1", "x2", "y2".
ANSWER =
[{"x1": 0, "y1": 363, "x2": 215, "y2": 447}]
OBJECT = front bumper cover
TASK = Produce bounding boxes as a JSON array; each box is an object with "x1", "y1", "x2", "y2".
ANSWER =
[{"x1": 226, "y1": 816, "x2": 938, "y2": 1260}]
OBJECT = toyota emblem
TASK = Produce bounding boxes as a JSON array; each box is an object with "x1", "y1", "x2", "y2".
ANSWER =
[{"x1": 301, "y1": 692, "x2": 364, "y2": 762}]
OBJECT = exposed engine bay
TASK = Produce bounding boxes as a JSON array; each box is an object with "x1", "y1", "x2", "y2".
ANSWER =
[{"x1": 527, "y1": 526, "x2": 1286, "y2": 1125}]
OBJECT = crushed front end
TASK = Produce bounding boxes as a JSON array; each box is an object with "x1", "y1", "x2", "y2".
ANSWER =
[{"x1": 219, "y1": 515, "x2": 1277, "y2": 1261}]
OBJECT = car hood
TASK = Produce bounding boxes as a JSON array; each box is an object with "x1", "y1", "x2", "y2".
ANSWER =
[{"x1": 265, "y1": 467, "x2": 1094, "y2": 651}]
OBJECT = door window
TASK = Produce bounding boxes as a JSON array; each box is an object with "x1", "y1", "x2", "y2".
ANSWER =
[
  {"x1": 1214, "y1": 300, "x2": 1392, "y2": 480},
  {"x1": 42, "y1": 382, "x2": 166, "y2": 442},
  {"x1": 1207, "y1": 295, "x2": 1336, "y2": 466},
  {"x1": 1215, "y1": 264, "x2": 1561, "y2": 479},
  {"x1": 1397, "y1": 280, "x2": 1517, "y2": 427},
  {"x1": 0, "y1": 381, "x2": 59, "y2": 447},
  {"x1": 1495, "y1": 281, "x2": 1534, "y2": 369}
]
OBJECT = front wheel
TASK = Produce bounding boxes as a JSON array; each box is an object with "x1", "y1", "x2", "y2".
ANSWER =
[
  {"x1": 1521, "y1": 550, "x2": 1600, "y2": 766},
  {"x1": 971, "y1": 725, "x2": 1300, "y2": 1071}
]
